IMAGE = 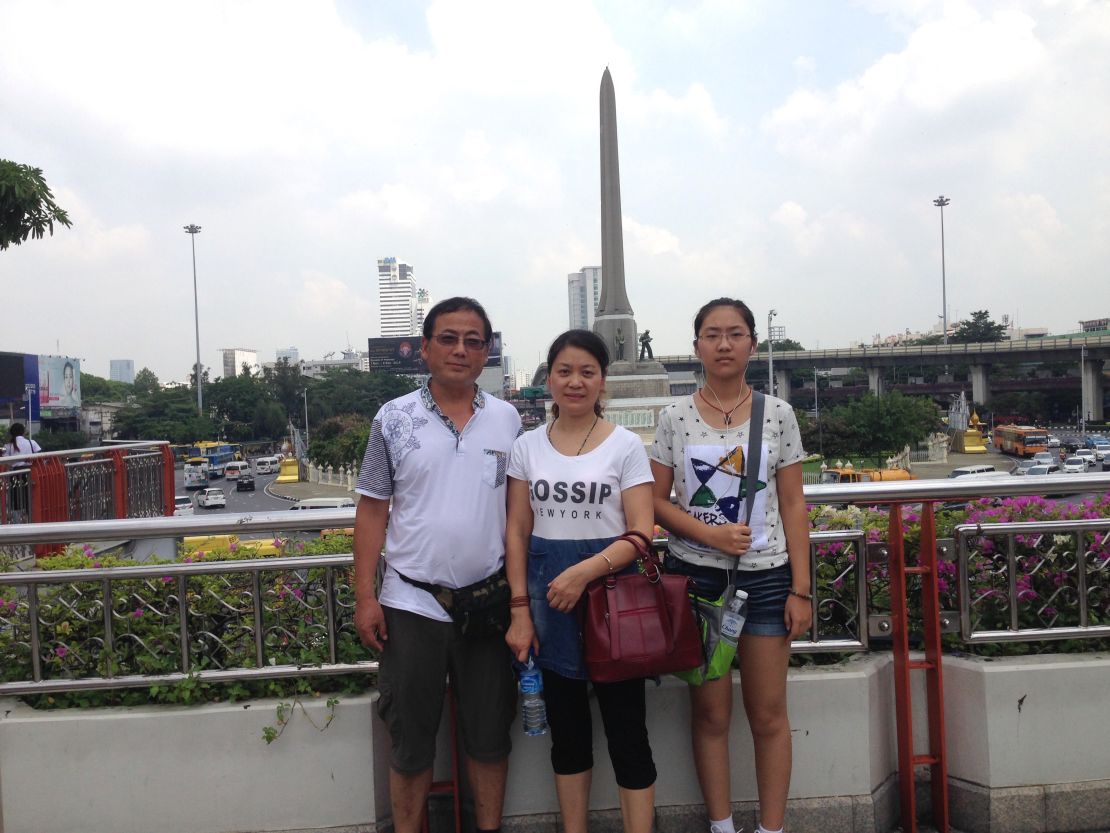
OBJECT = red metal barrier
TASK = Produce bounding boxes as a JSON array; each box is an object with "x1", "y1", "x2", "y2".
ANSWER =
[
  {"x1": 888, "y1": 500, "x2": 949, "y2": 833},
  {"x1": 160, "y1": 444, "x2": 175, "y2": 517},
  {"x1": 29, "y1": 456, "x2": 67, "y2": 556}
]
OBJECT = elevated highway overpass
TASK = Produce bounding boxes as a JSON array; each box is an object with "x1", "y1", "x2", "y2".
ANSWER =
[{"x1": 657, "y1": 334, "x2": 1110, "y2": 419}]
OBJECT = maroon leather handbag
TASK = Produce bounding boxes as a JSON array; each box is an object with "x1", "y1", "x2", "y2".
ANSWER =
[{"x1": 581, "y1": 532, "x2": 702, "y2": 683}]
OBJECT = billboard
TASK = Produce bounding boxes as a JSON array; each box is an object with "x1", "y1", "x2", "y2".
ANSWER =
[
  {"x1": 38, "y1": 355, "x2": 81, "y2": 416},
  {"x1": 367, "y1": 332, "x2": 502, "y2": 373},
  {"x1": 0, "y1": 352, "x2": 24, "y2": 401}
]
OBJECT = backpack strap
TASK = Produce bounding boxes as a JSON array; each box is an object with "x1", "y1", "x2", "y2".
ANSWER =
[{"x1": 743, "y1": 391, "x2": 766, "y2": 524}]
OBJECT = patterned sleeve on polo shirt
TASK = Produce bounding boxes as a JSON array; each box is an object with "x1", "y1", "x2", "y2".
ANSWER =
[
  {"x1": 773, "y1": 398, "x2": 806, "y2": 469},
  {"x1": 356, "y1": 416, "x2": 393, "y2": 498}
]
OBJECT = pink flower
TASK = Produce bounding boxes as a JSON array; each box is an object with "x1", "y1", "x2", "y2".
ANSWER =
[
  {"x1": 292, "y1": 587, "x2": 304, "y2": 600},
  {"x1": 161, "y1": 576, "x2": 173, "y2": 584},
  {"x1": 55, "y1": 645, "x2": 68, "y2": 658},
  {"x1": 133, "y1": 608, "x2": 144, "y2": 617},
  {"x1": 229, "y1": 542, "x2": 239, "y2": 552}
]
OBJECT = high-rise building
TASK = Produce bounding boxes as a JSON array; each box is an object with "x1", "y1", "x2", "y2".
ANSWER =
[
  {"x1": 378, "y1": 257, "x2": 417, "y2": 336},
  {"x1": 567, "y1": 266, "x2": 602, "y2": 330},
  {"x1": 109, "y1": 359, "x2": 135, "y2": 385},
  {"x1": 415, "y1": 288, "x2": 432, "y2": 336},
  {"x1": 220, "y1": 347, "x2": 258, "y2": 378},
  {"x1": 276, "y1": 346, "x2": 299, "y2": 364}
]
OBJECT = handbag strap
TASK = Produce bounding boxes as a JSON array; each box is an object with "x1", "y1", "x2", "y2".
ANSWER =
[{"x1": 743, "y1": 391, "x2": 766, "y2": 525}]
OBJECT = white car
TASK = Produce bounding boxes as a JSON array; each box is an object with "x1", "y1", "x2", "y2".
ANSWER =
[
  {"x1": 196, "y1": 487, "x2": 227, "y2": 509},
  {"x1": 1027, "y1": 464, "x2": 1060, "y2": 476},
  {"x1": 173, "y1": 495, "x2": 195, "y2": 516},
  {"x1": 1031, "y1": 451, "x2": 1055, "y2": 465},
  {"x1": 1093, "y1": 444, "x2": 1110, "y2": 462},
  {"x1": 1074, "y1": 449, "x2": 1097, "y2": 469},
  {"x1": 1062, "y1": 457, "x2": 1088, "y2": 474},
  {"x1": 1046, "y1": 435, "x2": 1061, "y2": 448}
]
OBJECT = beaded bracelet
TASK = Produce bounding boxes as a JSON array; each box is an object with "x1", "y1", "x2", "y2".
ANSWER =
[{"x1": 788, "y1": 588, "x2": 813, "y2": 601}]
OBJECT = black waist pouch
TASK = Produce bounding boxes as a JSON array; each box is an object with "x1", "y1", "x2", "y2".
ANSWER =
[{"x1": 394, "y1": 565, "x2": 510, "y2": 639}]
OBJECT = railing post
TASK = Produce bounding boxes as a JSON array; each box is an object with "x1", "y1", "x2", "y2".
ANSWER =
[
  {"x1": 159, "y1": 444, "x2": 175, "y2": 517},
  {"x1": 887, "y1": 501, "x2": 950, "y2": 833},
  {"x1": 108, "y1": 448, "x2": 128, "y2": 519}
]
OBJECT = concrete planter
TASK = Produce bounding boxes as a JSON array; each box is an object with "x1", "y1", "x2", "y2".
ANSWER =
[
  {"x1": 931, "y1": 653, "x2": 1110, "y2": 833},
  {"x1": 2, "y1": 652, "x2": 1106, "y2": 833},
  {"x1": 0, "y1": 693, "x2": 391, "y2": 833}
]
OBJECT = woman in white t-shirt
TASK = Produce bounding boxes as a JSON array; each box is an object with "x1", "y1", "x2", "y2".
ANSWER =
[
  {"x1": 3, "y1": 423, "x2": 42, "y2": 458},
  {"x1": 505, "y1": 329, "x2": 656, "y2": 833},
  {"x1": 650, "y1": 298, "x2": 811, "y2": 833}
]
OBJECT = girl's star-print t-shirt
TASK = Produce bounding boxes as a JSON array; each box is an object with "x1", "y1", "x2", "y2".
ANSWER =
[{"x1": 650, "y1": 394, "x2": 805, "y2": 571}]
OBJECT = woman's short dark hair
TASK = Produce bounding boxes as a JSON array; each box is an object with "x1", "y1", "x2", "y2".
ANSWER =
[
  {"x1": 693, "y1": 297, "x2": 758, "y2": 343},
  {"x1": 422, "y1": 297, "x2": 493, "y2": 342},
  {"x1": 547, "y1": 329, "x2": 610, "y2": 418}
]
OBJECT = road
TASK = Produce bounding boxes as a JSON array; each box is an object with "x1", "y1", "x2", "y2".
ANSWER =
[{"x1": 174, "y1": 469, "x2": 291, "y2": 514}]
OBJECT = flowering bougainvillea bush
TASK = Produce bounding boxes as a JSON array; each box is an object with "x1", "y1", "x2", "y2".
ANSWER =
[
  {"x1": 808, "y1": 492, "x2": 1110, "y2": 658},
  {"x1": 0, "y1": 534, "x2": 372, "y2": 710}
]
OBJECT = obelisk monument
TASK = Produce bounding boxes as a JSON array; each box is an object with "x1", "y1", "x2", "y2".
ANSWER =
[{"x1": 593, "y1": 68, "x2": 669, "y2": 399}]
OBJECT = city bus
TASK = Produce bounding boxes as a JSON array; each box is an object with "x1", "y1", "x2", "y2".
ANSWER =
[
  {"x1": 183, "y1": 457, "x2": 210, "y2": 489},
  {"x1": 993, "y1": 425, "x2": 1050, "y2": 458},
  {"x1": 187, "y1": 442, "x2": 237, "y2": 478}
]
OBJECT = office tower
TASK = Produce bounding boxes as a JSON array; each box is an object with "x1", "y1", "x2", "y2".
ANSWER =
[
  {"x1": 109, "y1": 359, "x2": 135, "y2": 385},
  {"x1": 567, "y1": 266, "x2": 602, "y2": 330},
  {"x1": 378, "y1": 257, "x2": 417, "y2": 336},
  {"x1": 220, "y1": 347, "x2": 258, "y2": 378},
  {"x1": 276, "y1": 347, "x2": 299, "y2": 364}
]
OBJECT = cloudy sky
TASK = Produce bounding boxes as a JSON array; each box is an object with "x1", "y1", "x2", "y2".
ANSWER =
[{"x1": 2, "y1": 0, "x2": 1107, "y2": 384}]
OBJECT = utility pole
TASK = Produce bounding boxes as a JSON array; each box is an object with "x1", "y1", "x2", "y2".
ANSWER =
[
  {"x1": 933, "y1": 196, "x2": 950, "y2": 345},
  {"x1": 184, "y1": 224, "x2": 203, "y2": 416}
]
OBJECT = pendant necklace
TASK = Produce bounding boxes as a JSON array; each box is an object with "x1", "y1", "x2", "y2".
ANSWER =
[
  {"x1": 699, "y1": 381, "x2": 751, "y2": 429},
  {"x1": 548, "y1": 414, "x2": 600, "y2": 456}
]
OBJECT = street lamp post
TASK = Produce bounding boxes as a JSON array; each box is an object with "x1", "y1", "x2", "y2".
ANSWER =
[
  {"x1": 814, "y1": 367, "x2": 823, "y2": 456},
  {"x1": 933, "y1": 196, "x2": 950, "y2": 345},
  {"x1": 184, "y1": 224, "x2": 203, "y2": 416},
  {"x1": 767, "y1": 309, "x2": 778, "y2": 395}
]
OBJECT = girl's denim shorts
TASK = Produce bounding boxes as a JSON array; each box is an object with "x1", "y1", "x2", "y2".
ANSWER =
[{"x1": 663, "y1": 553, "x2": 790, "y2": 637}]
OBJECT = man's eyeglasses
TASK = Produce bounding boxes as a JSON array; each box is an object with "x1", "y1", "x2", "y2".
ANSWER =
[
  {"x1": 697, "y1": 331, "x2": 752, "y2": 345},
  {"x1": 433, "y1": 333, "x2": 489, "y2": 351}
]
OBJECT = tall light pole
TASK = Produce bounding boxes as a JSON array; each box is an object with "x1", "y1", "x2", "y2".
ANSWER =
[
  {"x1": 767, "y1": 309, "x2": 778, "y2": 395},
  {"x1": 184, "y1": 224, "x2": 203, "y2": 416},
  {"x1": 933, "y1": 196, "x2": 950, "y2": 345}
]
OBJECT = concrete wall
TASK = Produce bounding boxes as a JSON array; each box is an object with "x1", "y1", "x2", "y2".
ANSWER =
[{"x1": 3, "y1": 652, "x2": 1108, "y2": 833}]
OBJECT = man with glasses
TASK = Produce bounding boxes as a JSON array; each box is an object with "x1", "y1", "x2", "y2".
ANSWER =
[{"x1": 354, "y1": 296, "x2": 522, "y2": 833}]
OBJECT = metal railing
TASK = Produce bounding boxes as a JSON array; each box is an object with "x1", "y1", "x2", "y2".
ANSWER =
[{"x1": 2, "y1": 474, "x2": 1109, "y2": 696}]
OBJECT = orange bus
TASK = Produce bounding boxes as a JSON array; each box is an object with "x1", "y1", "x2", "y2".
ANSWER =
[{"x1": 993, "y1": 425, "x2": 1050, "y2": 457}]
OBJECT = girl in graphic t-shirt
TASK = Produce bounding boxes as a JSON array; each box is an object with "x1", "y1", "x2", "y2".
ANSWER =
[
  {"x1": 505, "y1": 329, "x2": 656, "y2": 833},
  {"x1": 649, "y1": 298, "x2": 812, "y2": 833}
]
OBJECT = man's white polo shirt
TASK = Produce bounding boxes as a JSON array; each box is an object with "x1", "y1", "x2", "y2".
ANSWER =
[{"x1": 356, "y1": 384, "x2": 522, "y2": 622}]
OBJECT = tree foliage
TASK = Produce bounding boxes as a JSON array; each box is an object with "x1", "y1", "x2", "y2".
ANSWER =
[
  {"x1": 951, "y1": 310, "x2": 1007, "y2": 343},
  {"x1": 757, "y1": 338, "x2": 805, "y2": 352},
  {"x1": 0, "y1": 160, "x2": 72, "y2": 250},
  {"x1": 80, "y1": 372, "x2": 133, "y2": 402},
  {"x1": 132, "y1": 368, "x2": 161, "y2": 398},
  {"x1": 805, "y1": 391, "x2": 942, "y2": 460}
]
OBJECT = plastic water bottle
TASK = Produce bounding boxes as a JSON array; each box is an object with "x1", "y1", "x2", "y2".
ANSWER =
[
  {"x1": 517, "y1": 658, "x2": 548, "y2": 737},
  {"x1": 720, "y1": 589, "x2": 749, "y2": 649}
]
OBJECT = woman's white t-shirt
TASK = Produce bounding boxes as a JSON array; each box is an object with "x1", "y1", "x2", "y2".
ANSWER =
[
  {"x1": 650, "y1": 394, "x2": 804, "y2": 571},
  {"x1": 508, "y1": 423, "x2": 654, "y2": 539},
  {"x1": 2, "y1": 436, "x2": 42, "y2": 457}
]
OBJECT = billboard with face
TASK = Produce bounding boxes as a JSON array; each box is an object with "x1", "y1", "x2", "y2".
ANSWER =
[{"x1": 38, "y1": 355, "x2": 81, "y2": 416}]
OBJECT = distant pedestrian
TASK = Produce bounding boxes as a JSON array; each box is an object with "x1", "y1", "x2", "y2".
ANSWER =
[{"x1": 2, "y1": 423, "x2": 41, "y2": 458}]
